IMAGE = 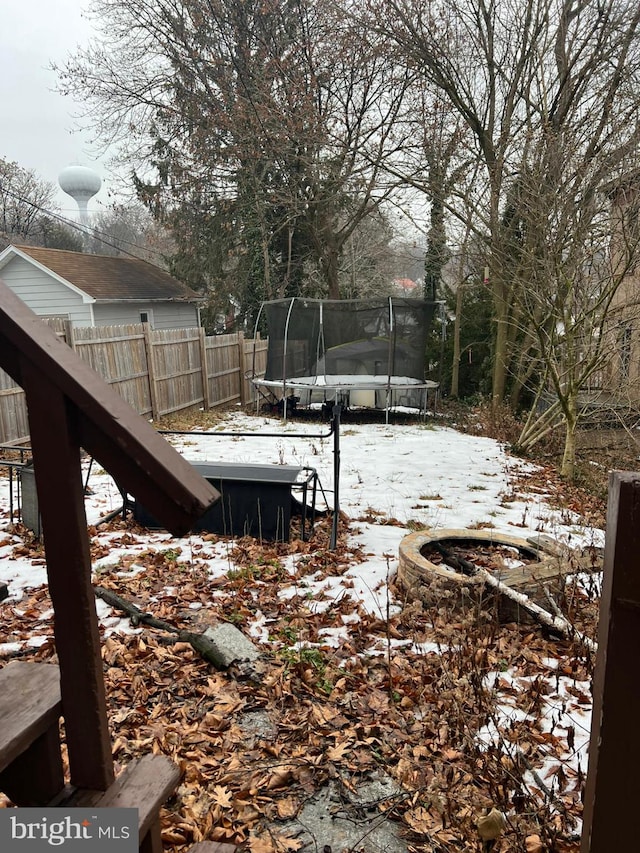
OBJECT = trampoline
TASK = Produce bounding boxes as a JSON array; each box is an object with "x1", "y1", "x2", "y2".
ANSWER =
[{"x1": 251, "y1": 296, "x2": 438, "y2": 419}]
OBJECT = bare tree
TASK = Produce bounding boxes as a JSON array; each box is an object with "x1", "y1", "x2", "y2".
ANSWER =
[
  {"x1": 0, "y1": 157, "x2": 57, "y2": 246},
  {"x1": 513, "y1": 158, "x2": 640, "y2": 478},
  {"x1": 324, "y1": 206, "x2": 400, "y2": 298},
  {"x1": 367, "y1": 0, "x2": 640, "y2": 423},
  {"x1": 56, "y1": 0, "x2": 412, "y2": 319},
  {"x1": 86, "y1": 202, "x2": 172, "y2": 264},
  {"x1": 500, "y1": 2, "x2": 640, "y2": 477}
]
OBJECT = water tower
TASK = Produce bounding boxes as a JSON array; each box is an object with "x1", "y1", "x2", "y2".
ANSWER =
[{"x1": 58, "y1": 164, "x2": 102, "y2": 226}]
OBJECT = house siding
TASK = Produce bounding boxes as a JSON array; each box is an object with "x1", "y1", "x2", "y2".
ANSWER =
[
  {"x1": 0, "y1": 256, "x2": 92, "y2": 325},
  {"x1": 93, "y1": 301, "x2": 199, "y2": 329},
  {"x1": 607, "y1": 281, "x2": 640, "y2": 404},
  {"x1": 604, "y1": 190, "x2": 640, "y2": 405}
]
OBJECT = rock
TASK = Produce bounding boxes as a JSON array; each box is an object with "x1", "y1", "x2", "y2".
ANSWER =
[
  {"x1": 202, "y1": 622, "x2": 260, "y2": 667},
  {"x1": 275, "y1": 773, "x2": 408, "y2": 853}
]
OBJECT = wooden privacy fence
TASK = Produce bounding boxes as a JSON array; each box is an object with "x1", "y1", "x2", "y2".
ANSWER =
[{"x1": 0, "y1": 320, "x2": 268, "y2": 443}]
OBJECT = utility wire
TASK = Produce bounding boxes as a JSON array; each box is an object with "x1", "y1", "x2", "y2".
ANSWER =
[{"x1": 0, "y1": 183, "x2": 165, "y2": 262}]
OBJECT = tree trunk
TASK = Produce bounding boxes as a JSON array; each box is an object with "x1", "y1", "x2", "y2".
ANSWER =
[
  {"x1": 324, "y1": 245, "x2": 341, "y2": 299},
  {"x1": 424, "y1": 188, "x2": 446, "y2": 303},
  {"x1": 560, "y1": 396, "x2": 578, "y2": 480},
  {"x1": 492, "y1": 308, "x2": 509, "y2": 407},
  {"x1": 451, "y1": 282, "x2": 463, "y2": 398}
]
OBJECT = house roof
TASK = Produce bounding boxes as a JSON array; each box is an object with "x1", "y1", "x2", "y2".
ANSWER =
[{"x1": 3, "y1": 245, "x2": 202, "y2": 303}]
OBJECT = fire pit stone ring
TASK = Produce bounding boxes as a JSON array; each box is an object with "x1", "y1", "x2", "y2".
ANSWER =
[{"x1": 398, "y1": 528, "x2": 571, "y2": 617}]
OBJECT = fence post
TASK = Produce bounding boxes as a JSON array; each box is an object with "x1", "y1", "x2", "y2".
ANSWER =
[
  {"x1": 142, "y1": 323, "x2": 160, "y2": 420},
  {"x1": 199, "y1": 327, "x2": 211, "y2": 411},
  {"x1": 580, "y1": 471, "x2": 640, "y2": 852},
  {"x1": 238, "y1": 331, "x2": 246, "y2": 406},
  {"x1": 64, "y1": 319, "x2": 76, "y2": 351}
]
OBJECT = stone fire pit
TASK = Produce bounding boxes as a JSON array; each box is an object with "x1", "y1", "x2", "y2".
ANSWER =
[{"x1": 398, "y1": 528, "x2": 575, "y2": 620}]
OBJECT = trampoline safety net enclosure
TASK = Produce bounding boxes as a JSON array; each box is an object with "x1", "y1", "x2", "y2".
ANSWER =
[{"x1": 253, "y1": 297, "x2": 437, "y2": 412}]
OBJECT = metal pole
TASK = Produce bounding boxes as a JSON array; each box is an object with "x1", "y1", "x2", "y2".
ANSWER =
[
  {"x1": 385, "y1": 297, "x2": 395, "y2": 425},
  {"x1": 159, "y1": 426, "x2": 334, "y2": 440},
  {"x1": 282, "y1": 297, "x2": 296, "y2": 421},
  {"x1": 252, "y1": 301, "x2": 264, "y2": 382},
  {"x1": 329, "y1": 403, "x2": 341, "y2": 550}
]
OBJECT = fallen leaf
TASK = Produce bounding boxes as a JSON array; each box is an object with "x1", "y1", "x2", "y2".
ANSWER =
[
  {"x1": 212, "y1": 785, "x2": 233, "y2": 809},
  {"x1": 477, "y1": 808, "x2": 506, "y2": 841},
  {"x1": 404, "y1": 806, "x2": 433, "y2": 834},
  {"x1": 327, "y1": 741, "x2": 351, "y2": 761},
  {"x1": 276, "y1": 797, "x2": 299, "y2": 820},
  {"x1": 525, "y1": 834, "x2": 543, "y2": 853},
  {"x1": 249, "y1": 834, "x2": 276, "y2": 853},
  {"x1": 274, "y1": 835, "x2": 303, "y2": 852}
]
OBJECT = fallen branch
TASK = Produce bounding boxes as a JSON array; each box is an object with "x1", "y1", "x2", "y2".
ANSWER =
[
  {"x1": 405, "y1": 540, "x2": 596, "y2": 651},
  {"x1": 94, "y1": 585, "x2": 229, "y2": 668},
  {"x1": 434, "y1": 542, "x2": 478, "y2": 577},
  {"x1": 0, "y1": 645, "x2": 48, "y2": 661},
  {"x1": 477, "y1": 569, "x2": 597, "y2": 653},
  {"x1": 542, "y1": 584, "x2": 564, "y2": 620}
]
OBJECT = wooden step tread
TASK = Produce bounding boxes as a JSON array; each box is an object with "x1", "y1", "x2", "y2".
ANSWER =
[
  {"x1": 69, "y1": 754, "x2": 180, "y2": 841},
  {"x1": 0, "y1": 661, "x2": 62, "y2": 773}
]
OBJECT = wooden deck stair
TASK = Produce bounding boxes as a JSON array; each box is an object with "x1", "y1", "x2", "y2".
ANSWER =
[
  {"x1": 0, "y1": 661, "x2": 192, "y2": 853},
  {"x1": 0, "y1": 285, "x2": 231, "y2": 852},
  {"x1": 0, "y1": 661, "x2": 64, "y2": 806},
  {"x1": 59, "y1": 755, "x2": 181, "y2": 853}
]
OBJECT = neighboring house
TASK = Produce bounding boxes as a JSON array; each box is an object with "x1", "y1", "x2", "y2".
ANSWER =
[
  {"x1": 393, "y1": 277, "x2": 419, "y2": 296},
  {"x1": 601, "y1": 176, "x2": 640, "y2": 405},
  {"x1": 0, "y1": 244, "x2": 203, "y2": 329}
]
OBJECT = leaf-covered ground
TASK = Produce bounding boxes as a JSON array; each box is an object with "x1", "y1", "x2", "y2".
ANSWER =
[{"x1": 0, "y1": 410, "x2": 606, "y2": 852}]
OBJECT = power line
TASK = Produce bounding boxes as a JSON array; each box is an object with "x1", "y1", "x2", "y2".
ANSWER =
[{"x1": 0, "y1": 183, "x2": 166, "y2": 262}]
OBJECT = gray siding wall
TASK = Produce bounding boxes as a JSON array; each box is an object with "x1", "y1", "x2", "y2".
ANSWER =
[
  {"x1": 1, "y1": 256, "x2": 93, "y2": 325},
  {"x1": 93, "y1": 301, "x2": 199, "y2": 329}
]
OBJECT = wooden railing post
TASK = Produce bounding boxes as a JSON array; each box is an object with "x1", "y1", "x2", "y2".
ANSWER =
[
  {"x1": 581, "y1": 471, "x2": 640, "y2": 852},
  {"x1": 21, "y1": 358, "x2": 114, "y2": 791}
]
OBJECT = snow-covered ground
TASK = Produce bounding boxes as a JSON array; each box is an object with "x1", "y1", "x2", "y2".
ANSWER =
[{"x1": 0, "y1": 410, "x2": 602, "y2": 828}]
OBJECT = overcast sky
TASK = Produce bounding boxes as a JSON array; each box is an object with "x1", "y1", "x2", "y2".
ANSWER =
[
  {"x1": 0, "y1": 1, "x2": 113, "y2": 217},
  {"x1": 1, "y1": 2, "x2": 426, "y2": 243}
]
